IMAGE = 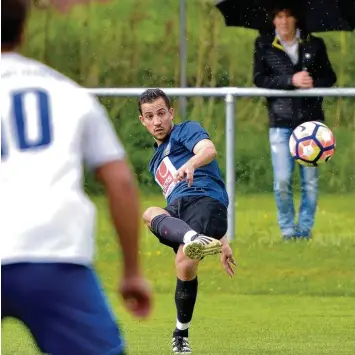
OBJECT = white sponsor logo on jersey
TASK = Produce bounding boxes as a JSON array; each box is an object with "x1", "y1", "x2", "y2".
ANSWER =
[{"x1": 155, "y1": 157, "x2": 177, "y2": 198}]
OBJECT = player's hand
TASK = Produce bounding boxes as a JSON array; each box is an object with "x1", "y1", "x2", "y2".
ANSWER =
[
  {"x1": 119, "y1": 275, "x2": 152, "y2": 319},
  {"x1": 174, "y1": 161, "x2": 195, "y2": 187},
  {"x1": 220, "y1": 243, "x2": 237, "y2": 278},
  {"x1": 292, "y1": 71, "x2": 313, "y2": 89}
]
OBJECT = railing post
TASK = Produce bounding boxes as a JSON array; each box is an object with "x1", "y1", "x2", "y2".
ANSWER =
[
  {"x1": 179, "y1": 0, "x2": 187, "y2": 120},
  {"x1": 225, "y1": 93, "x2": 236, "y2": 241}
]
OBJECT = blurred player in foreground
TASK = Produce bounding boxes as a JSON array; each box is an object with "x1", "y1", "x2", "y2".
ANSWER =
[
  {"x1": 138, "y1": 88, "x2": 236, "y2": 354},
  {"x1": 1, "y1": 1, "x2": 151, "y2": 354}
]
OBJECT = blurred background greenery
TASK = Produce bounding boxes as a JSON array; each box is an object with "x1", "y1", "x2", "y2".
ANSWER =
[{"x1": 22, "y1": 0, "x2": 355, "y2": 194}]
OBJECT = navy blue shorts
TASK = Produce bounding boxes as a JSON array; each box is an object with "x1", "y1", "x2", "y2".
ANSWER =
[{"x1": 1, "y1": 263, "x2": 125, "y2": 355}]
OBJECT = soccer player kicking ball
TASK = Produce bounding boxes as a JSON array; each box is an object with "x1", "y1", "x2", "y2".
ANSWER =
[
  {"x1": 1, "y1": 1, "x2": 151, "y2": 354},
  {"x1": 138, "y1": 88, "x2": 237, "y2": 354}
]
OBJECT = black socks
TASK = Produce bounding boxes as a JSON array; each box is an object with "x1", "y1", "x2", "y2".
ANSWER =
[
  {"x1": 151, "y1": 214, "x2": 197, "y2": 246},
  {"x1": 173, "y1": 277, "x2": 198, "y2": 338}
]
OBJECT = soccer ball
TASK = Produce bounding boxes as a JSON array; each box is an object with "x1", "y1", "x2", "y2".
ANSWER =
[{"x1": 289, "y1": 121, "x2": 336, "y2": 167}]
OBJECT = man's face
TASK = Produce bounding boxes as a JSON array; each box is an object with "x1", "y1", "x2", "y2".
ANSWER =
[
  {"x1": 139, "y1": 97, "x2": 174, "y2": 143},
  {"x1": 273, "y1": 10, "x2": 297, "y2": 38}
]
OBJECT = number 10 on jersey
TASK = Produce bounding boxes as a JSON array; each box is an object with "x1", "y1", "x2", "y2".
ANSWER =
[{"x1": 1, "y1": 89, "x2": 52, "y2": 160}]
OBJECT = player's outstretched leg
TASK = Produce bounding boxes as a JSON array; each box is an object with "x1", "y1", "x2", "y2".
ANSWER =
[{"x1": 143, "y1": 207, "x2": 222, "y2": 260}]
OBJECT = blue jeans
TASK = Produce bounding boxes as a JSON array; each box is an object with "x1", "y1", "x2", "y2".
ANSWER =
[{"x1": 269, "y1": 128, "x2": 318, "y2": 237}]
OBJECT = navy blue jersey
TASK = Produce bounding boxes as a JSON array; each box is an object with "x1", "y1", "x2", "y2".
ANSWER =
[{"x1": 149, "y1": 121, "x2": 229, "y2": 207}]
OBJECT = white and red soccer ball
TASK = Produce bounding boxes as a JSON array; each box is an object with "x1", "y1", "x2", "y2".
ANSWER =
[{"x1": 289, "y1": 121, "x2": 336, "y2": 167}]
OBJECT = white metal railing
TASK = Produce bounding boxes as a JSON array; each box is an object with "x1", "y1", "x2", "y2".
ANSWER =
[{"x1": 85, "y1": 87, "x2": 355, "y2": 240}]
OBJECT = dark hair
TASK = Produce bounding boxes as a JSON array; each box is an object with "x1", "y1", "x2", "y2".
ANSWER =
[
  {"x1": 272, "y1": 6, "x2": 299, "y2": 20},
  {"x1": 138, "y1": 88, "x2": 171, "y2": 114},
  {"x1": 270, "y1": 3, "x2": 304, "y2": 32},
  {"x1": 1, "y1": 0, "x2": 30, "y2": 47}
]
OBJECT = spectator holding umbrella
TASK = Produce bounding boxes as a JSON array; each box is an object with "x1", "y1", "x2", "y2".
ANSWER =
[{"x1": 252, "y1": 4, "x2": 337, "y2": 240}]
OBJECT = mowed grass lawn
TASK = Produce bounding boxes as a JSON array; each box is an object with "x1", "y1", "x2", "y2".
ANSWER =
[{"x1": 2, "y1": 193, "x2": 354, "y2": 355}]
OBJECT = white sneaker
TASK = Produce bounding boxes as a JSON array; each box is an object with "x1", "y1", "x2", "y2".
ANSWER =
[{"x1": 183, "y1": 235, "x2": 222, "y2": 260}]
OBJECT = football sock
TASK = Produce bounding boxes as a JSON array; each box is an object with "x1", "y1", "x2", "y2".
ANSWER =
[
  {"x1": 173, "y1": 277, "x2": 198, "y2": 338},
  {"x1": 151, "y1": 214, "x2": 198, "y2": 245}
]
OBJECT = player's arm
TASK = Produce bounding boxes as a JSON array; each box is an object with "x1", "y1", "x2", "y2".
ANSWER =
[
  {"x1": 82, "y1": 101, "x2": 140, "y2": 276},
  {"x1": 175, "y1": 122, "x2": 217, "y2": 186},
  {"x1": 95, "y1": 161, "x2": 140, "y2": 277},
  {"x1": 219, "y1": 236, "x2": 237, "y2": 278},
  {"x1": 83, "y1": 98, "x2": 151, "y2": 318},
  {"x1": 189, "y1": 138, "x2": 217, "y2": 169}
]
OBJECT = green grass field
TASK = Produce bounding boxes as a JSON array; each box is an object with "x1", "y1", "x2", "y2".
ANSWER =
[{"x1": 2, "y1": 193, "x2": 354, "y2": 354}]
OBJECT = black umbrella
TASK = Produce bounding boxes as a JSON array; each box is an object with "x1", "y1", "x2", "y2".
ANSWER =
[{"x1": 215, "y1": 0, "x2": 355, "y2": 33}]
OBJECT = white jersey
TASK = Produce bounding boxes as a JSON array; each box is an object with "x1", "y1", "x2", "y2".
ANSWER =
[{"x1": 0, "y1": 52, "x2": 125, "y2": 265}]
